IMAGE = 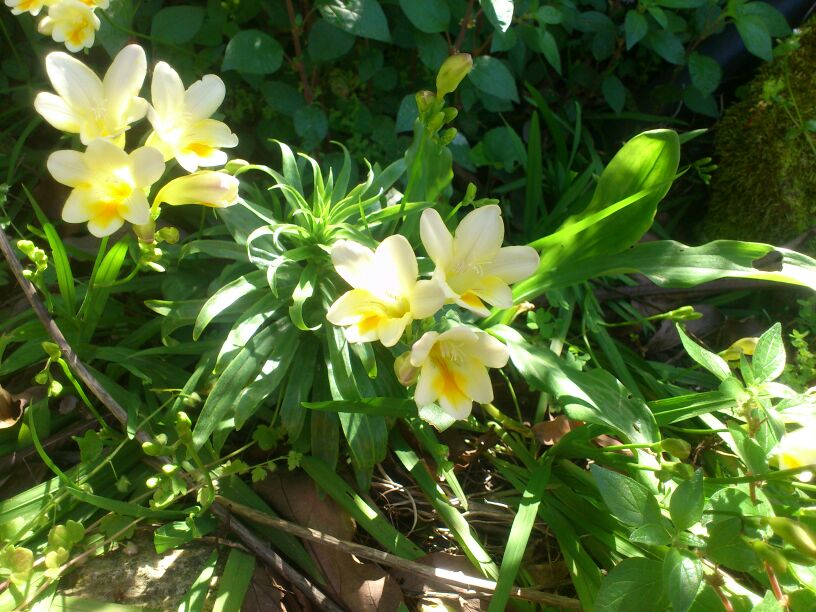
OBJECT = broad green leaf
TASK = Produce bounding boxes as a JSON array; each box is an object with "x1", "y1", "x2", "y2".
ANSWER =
[
  {"x1": 688, "y1": 52, "x2": 722, "y2": 97},
  {"x1": 178, "y1": 549, "x2": 218, "y2": 612},
  {"x1": 212, "y1": 549, "x2": 255, "y2": 612},
  {"x1": 468, "y1": 56, "x2": 519, "y2": 102},
  {"x1": 751, "y1": 322, "x2": 785, "y2": 383},
  {"x1": 480, "y1": 0, "x2": 514, "y2": 32},
  {"x1": 223, "y1": 30, "x2": 284, "y2": 74},
  {"x1": 531, "y1": 130, "x2": 679, "y2": 268},
  {"x1": 194, "y1": 270, "x2": 267, "y2": 340},
  {"x1": 591, "y1": 465, "x2": 662, "y2": 527},
  {"x1": 706, "y1": 517, "x2": 760, "y2": 572},
  {"x1": 735, "y1": 15, "x2": 772, "y2": 61},
  {"x1": 399, "y1": 0, "x2": 449, "y2": 33},
  {"x1": 154, "y1": 516, "x2": 217, "y2": 554},
  {"x1": 670, "y1": 469, "x2": 704, "y2": 531},
  {"x1": 489, "y1": 462, "x2": 550, "y2": 612},
  {"x1": 738, "y1": 2, "x2": 790, "y2": 37},
  {"x1": 727, "y1": 422, "x2": 768, "y2": 475},
  {"x1": 663, "y1": 549, "x2": 703, "y2": 612},
  {"x1": 602, "y1": 75, "x2": 625, "y2": 114},
  {"x1": 596, "y1": 558, "x2": 665, "y2": 612},
  {"x1": 644, "y1": 29, "x2": 685, "y2": 64},
  {"x1": 629, "y1": 522, "x2": 673, "y2": 545},
  {"x1": 294, "y1": 105, "x2": 328, "y2": 147},
  {"x1": 307, "y1": 18, "x2": 355, "y2": 61},
  {"x1": 151, "y1": 6, "x2": 204, "y2": 43},
  {"x1": 676, "y1": 324, "x2": 731, "y2": 381},
  {"x1": 537, "y1": 28, "x2": 561, "y2": 74},
  {"x1": 319, "y1": 0, "x2": 391, "y2": 42},
  {"x1": 624, "y1": 10, "x2": 648, "y2": 49}
]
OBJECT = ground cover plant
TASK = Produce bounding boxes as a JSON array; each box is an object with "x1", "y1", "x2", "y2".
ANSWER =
[{"x1": 0, "y1": 1, "x2": 815, "y2": 610}]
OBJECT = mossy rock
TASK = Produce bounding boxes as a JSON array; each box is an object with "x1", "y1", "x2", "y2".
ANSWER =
[{"x1": 704, "y1": 24, "x2": 816, "y2": 243}]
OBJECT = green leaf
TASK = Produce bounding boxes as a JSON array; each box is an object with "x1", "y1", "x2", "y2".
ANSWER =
[
  {"x1": 223, "y1": 30, "x2": 284, "y2": 74},
  {"x1": 178, "y1": 549, "x2": 218, "y2": 612},
  {"x1": 307, "y1": 18, "x2": 355, "y2": 61},
  {"x1": 670, "y1": 469, "x2": 704, "y2": 531},
  {"x1": 602, "y1": 75, "x2": 625, "y2": 114},
  {"x1": 591, "y1": 465, "x2": 662, "y2": 527},
  {"x1": 212, "y1": 549, "x2": 255, "y2": 612},
  {"x1": 596, "y1": 558, "x2": 665, "y2": 612},
  {"x1": 644, "y1": 29, "x2": 685, "y2": 64},
  {"x1": 194, "y1": 270, "x2": 267, "y2": 341},
  {"x1": 303, "y1": 397, "x2": 417, "y2": 417},
  {"x1": 663, "y1": 549, "x2": 703, "y2": 612},
  {"x1": 624, "y1": 10, "x2": 648, "y2": 49},
  {"x1": 537, "y1": 28, "x2": 561, "y2": 74},
  {"x1": 676, "y1": 324, "x2": 731, "y2": 381},
  {"x1": 74, "y1": 430, "x2": 103, "y2": 464},
  {"x1": 489, "y1": 463, "x2": 550, "y2": 612},
  {"x1": 751, "y1": 322, "x2": 785, "y2": 383},
  {"x1": 480, "y1": 0, "x2": 514, "y2": 32},
  {"x1": 738, "y1": 2, "x2": 790, "y2": 37},
  {"x1": 468, "y1": 56, "x2": 519, "y2": 102},
  {"x1": 319, "y1": 0, "x2": 391, "y2": 42},
  {"x1": 688, "y1": 52, "x2": 722, "y2": 97},
  {"x1": 151, "y1": 6, "x2": 204, "y2": 43},
  {"x1": 629, "y1": 522, "x2": 673, "y2": 545},
  {"x1": 154, "y1": 516, "x2": 217, "y2": 554},
  {"x1": 706, "y1": 517, "x2": 759, "y2": 572},
  {"x1": 399, "y1": 0, "x2": 449, "y2": 33},
  {"x1": 735, "y1": 16, "x2": 772, "y2": 61},
  {"x1": 536, "y1": 6, "x2": 562, "y2": 24},
  {"x1": 294, "y1": 105, "x2": 328, "y2": 147}
]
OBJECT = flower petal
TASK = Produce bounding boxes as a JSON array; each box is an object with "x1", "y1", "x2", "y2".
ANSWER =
[
  {"x1": 326, "y1": 289, "x2": 376, "y2": 326},
  {"x1": 61, "y1": 189, "x2": 92, "y2": 223},
  {"x1": 453, "y1": 205, "x2": 504, "y2": 265},
  {"x1": 47, "y1": 150, "x2": 89, "y2": 187},
  {"x1": 87, "y1": 210, "x2": 124, "y2": 237},
  {"x1": 45, "y1": 51, "x2": 102, "y2": 114},
  {"x1": 438, "y1": 392, "x2": 473, "y2": 421},
  {"x1": 103, "y1": 44, "x2": 147, "y2": 120},
  {"x1": 373, "y1": 235, "x2": 418, "y2": 298},
  {"x1": 455, "y1": 358, "x2": 493, "y2": 404},
  {"x1": 471, "y1": 276, "x2": 513, "y2": 309},
  {"x1": 420, "y1": 208, "x2": 454, "y2": 267},
  {"x1": 410, "y1": 278, "x2": 446, "y2": 319},
  {"x1": 410, "y1": 331, "x2": 439, "y2": 367},
  {"x1": 378, "y1": 313, "x2": 411, "y2": 347},
  {"x1": 151, "y1": 61, "x2": 185, "y2": 121},
  {"x1": 415, "y1": 361, "x2": 440, "y2": 407},
  {"x1": 473, "y1": 332, "x2": 509, "y2": 368},
  {"x1": 84, "y1": 138, "x2": 129, "y2": 173},
  {"x1": 34, "y1": 92, "x2": 82, "y2": 133},
  {"x1": 486, "y1": 246, "x2": 540, "y2": 284},
  {"x1": 129, "y1": 146, "x2": 165, "y2": 187},
  {"x1": 331, "y1": 240, "x2": 375, "y2": 290},
  {"x1": 184, "y1": 74, "x2": 226, "y2": 120},
  {"x1": 454, "y1": 292, "x2": 491, "y2": 318},
  {"x1": 120, "y1": 191, "x2": 150, "y2": 225}
]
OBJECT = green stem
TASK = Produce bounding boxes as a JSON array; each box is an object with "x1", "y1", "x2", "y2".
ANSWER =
[
  {"x1": 481, "y1": 403, "x2": 530, "y2": 435},
  {"x1": 706, "y1": 465, "x2": 815, "y2": 484}
]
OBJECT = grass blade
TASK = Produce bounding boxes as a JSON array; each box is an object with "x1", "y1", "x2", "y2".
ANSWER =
[{"x1": 212, "y1": 548, "x2": 255, "y2": 612}]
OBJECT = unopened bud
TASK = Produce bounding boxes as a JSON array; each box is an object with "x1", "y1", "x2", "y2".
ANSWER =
[
  {"x1": 155, "y1": 171, "x2": 240, "y2": 209},
  {"x1": 133, "y1": 220, "x2": 155, "y2": 243},
  {"x1": 746, "y1": 540, "x2": 788, "y2": 574},
  {"x1": 427, "y1": 112, "x2": 445, "y2": 133},
  {"x1": 155, "y1": 227, "x2": 179, "y2": 245},
  {"x1": 719, "y1": 337, "x2": 759, "y2": 362},
  {"x1": 442, "y1": 107, "x2": 458, "y2": 123},
  {"x1": 394, "y1": 352, "x2": 419, "y2": 387},
  {"x1": 224, "y1": 158, "x2": 249, "y2": 174},
  {"x1": 416, "y1": 90, "x2": 436, "y2": 114},
  {"x1": 436, "y1": 53, "x2": 473, "y2": 97},
  {"x1": 661, "y1": 438, "x2": 692, "y2": 460},
  {"x1": 764, "y1": 517, "x2": 816, "y2": 559}
]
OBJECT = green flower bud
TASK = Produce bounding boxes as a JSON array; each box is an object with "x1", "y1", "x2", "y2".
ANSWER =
[
  {"x1": 440, "y1": 128, "x2": 458, "y2": 145},
  {"x1": 764, "y1": 517, "x2": 816, "y2": 559},
  {"x1": 442, "y1": 107, "x2": 458, "y2": 123},
  {"x1": 746, "y1": 540, "x2": 788, "y2": 574},
  {"x1": 661, "y1": 438, "x2": 692, "y2": 460},
  {"x1": 416, "y1": 90, "x2": 436, "y2": 114},
  {"x1": 42, "y1": 342, "x2": 61, "y2": 360},
  {"x1": 427, "y1": 112, "x2": 445, "y2": 133},
  {"x1": 224, "y1": 158, "x2": 249, "y2": 174},
  {"x1": 156, "y1": 227, "x2": 180, "y2": 245},
  {"x1": 436, "y1": 53, "x2": 473, "y2": 97},
  {"x1": 394, "y1": 352, "x2": 418, "y2": 386}
]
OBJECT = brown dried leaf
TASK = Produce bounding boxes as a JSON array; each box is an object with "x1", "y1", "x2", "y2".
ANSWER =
[
  {"x1": 242, "y1": 566, "x2": 285, "y2": 612},
  {"x1": 532, "y1": 416, "x2": 572, "y2": 446},
  {"x1": 255, "y1": 472, "x2": 404, "y2": 611},
  {"x1": 0, "y1": 385, "x2": 22, "y2": 429}
]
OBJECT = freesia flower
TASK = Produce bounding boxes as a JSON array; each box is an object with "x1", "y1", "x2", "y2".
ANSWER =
[
  {"x1": 37, "y1": 0, "x2": 99, "y2": 53},
  {"x1": 34, "y1": 45, "x2": 148, "y2": 145},
  {"x1": 47, "y1": 139, "x2": 165, "y2": 237},
  {"x1": 420, "y1": 205, "x2": 540, "y2": 317},
  {"x1": 410, "y1": 326, "x2": 509, "y2": 420},
  {"x1": 146, "y1": 62, "x2": 239, "y2": 172},
  {"x1": 5, "y1": 0, "x2": 52, "y2": 17},
  {"x1": 326, "y1": 236, "x2": 444, "y2": 347},
  {"x1": 774, "y1": 427, "x2": 816, "y2": 482},
  {"x1": 153, "y1": 171, "x2": 239, "y2": 209}
]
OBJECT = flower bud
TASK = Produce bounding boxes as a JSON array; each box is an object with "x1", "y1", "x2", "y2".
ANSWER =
[
  {"x1": 416, "y1": 90, "x2": 436, "y2": 114},
  {"x1": 442, "y1": 107, "x2": 458, "y2": 123},
  {"x1": 394, "y1": 352, "x2": 419, "y2": 386},
  {"x1": 224, "y1": 158, "x2": 249, "y2": 174},
  {"x1": 746, "y1": 540, "x2": 788, "y2": 574},
  {"x1": 440, "y1": 127, "x2": 458, "y2": 145},
  {"x1": 155, "y1": 227, "x2": 179, "y2": 245},
  {"x1": 155, "y1": 171, "x2": 240, "y2": 209},
  {"x1": 719, "y1": 337, "x2": 759, "y2": 361},
  {"x1": 436, "y1": 53, "x2": 473, "y2": 97},
  {"x1": 133, "y1": 220, "x2": 156, "y2": 243},
  {"x1": 764, "y1": 517, "x2": 816, "y2": 559},
  {"x1": 661, "y1": 438, "x2": 692, "y2": 460}
]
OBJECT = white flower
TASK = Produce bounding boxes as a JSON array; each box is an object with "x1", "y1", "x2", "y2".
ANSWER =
[
  {"x1": 47, "y1": 139, "x2": 165, "y2": 237},
  {"x1": 5, "y1": 0, "x2": 52, "y2": 17},
  {"x1": 411, "y1": 326, "x2": 509, "y2": 420},
  {"x1": 326, "y1": 236, "x2": 444, "y2": 347},
  {"x1": 37, "y1": 0, "x2": 99, "y2": 53},
  {"x1": 420, "y1": 205, "x2": 540, "y2": 317},
  {"x1": 34, "y1": 44, "x2": 148, "y2": 145},
  {"x1": 775, "y1": 427, "x2": 816, "y2": 482},
  {"x1": 154, "y1": 171, "x2": 239, "y2": 209},
  {"x1": 146, "y1": 61, "x2": 239, "y2": 172}
]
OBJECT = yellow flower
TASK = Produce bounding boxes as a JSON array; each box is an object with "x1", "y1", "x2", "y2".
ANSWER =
[
  {"x1": 37, "y1": 0, "x2": 99, "y2": 53},
  {"x1": 775, "y1": 427, "x2": 816, "y2": 482},
  {"x1": 327, "y1": 236, "x2": 444, "y2": 347},
  {"x1": 47, "y1": 139, "x2": 165, "y2": 237},
  {"x1": 420, "y1": 205, "x2": 540, "y2": 317},
  {"x1": 5, "y1": 0, "x2": 53, "y2": 17},
  {"x1": 153, "y1": 171, "x2": 239, "y2": 209},
  {"x1": 410, "y1": 327, "x2": 509, "y2": 420},
  {"x1": 146, "y1": 62, "x2": 239, "y2": 172},
  {"x1": 34, "y1": 45, "x2": 148, "y2": 145}
]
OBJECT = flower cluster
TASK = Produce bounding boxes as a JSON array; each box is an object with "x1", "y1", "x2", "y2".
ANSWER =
[
  {"x1": 34, "y1": 45, "x2": 240, "y2": 238},
  {"x1": 327, "y1": 205, "x2": 540, "y2": 422},
  {"x1": 5, "y1": 0, "x2": 107, "y2": 52}
]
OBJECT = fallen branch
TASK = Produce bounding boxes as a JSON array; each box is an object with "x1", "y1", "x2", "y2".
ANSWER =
[
  {"x1": 0, "y1": 225, "x2": 341, "y2": 612},
  {"x1": 217, "y1": 495, "x2": 583, "y2": 609}
]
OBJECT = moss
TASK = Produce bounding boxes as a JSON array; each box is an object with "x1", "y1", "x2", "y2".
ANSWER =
[{"x1": 704, "y1": 23, "x2": 816, "y2": 244}]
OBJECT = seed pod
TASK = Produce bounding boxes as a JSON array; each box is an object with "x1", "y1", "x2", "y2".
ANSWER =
[{"x1": 764, "y1": 517, "x2": 816, "y2": 559}]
